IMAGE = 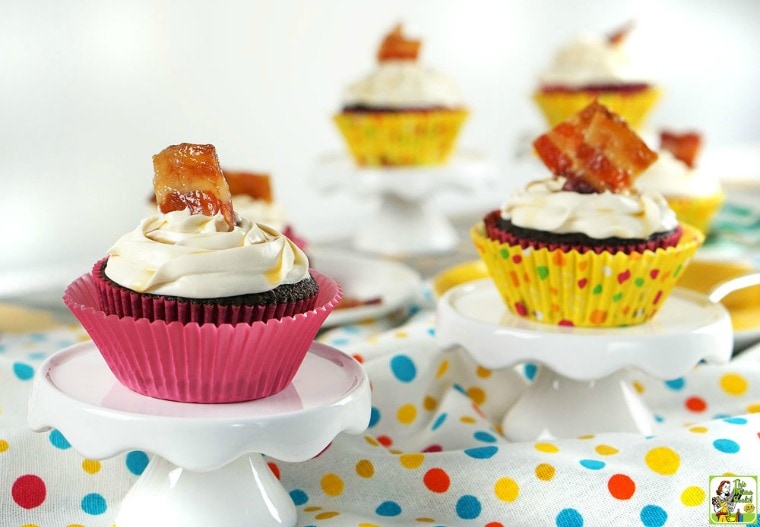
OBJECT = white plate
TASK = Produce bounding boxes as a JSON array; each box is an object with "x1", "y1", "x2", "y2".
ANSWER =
[{"x1": 310, "y1": 247, "x2": 423, "y2": 327}]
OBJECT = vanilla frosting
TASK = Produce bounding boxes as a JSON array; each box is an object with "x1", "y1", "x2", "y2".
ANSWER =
[
  {"x1": 538, "y1": 35, "x2": 651, "y2": 88},
  {"x1": 501, "y1": 177, "x2": 678, "y2": 239},
  {"x1": 231, "y1": 195, "x2": 286, "y2": 231},
  {"x1": 636, "y1": 150, "x2": 721, "y2": 197},
  {"x1": 342, "y1": 60, "x2": 464, "y2": 108},
  {"x1": 105, "y1": 209, "x2": 310, "y2": 298}
]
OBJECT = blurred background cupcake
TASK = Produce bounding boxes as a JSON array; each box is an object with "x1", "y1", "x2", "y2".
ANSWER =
[
  {"x1": 333, "y1": 23, "x2": 468, "y2": 167},
  {"x1": 532, "y1": 22, "x2": 660, "y2": 131},
  {"x1": 636, "y1": 130, "x2": 724, "y2": 235}
]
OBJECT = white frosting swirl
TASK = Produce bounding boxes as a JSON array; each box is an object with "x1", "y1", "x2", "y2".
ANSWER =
[
  {"x1": 501, "y1": 177, "x2": 678, "y2": 239},
  {"x1": 636, "y1": 150, "x2": 722, "y2": 197},
  {"x1": 538, "y1": 35, "x2": 651, "y2": 88},
  {"x1": 105, "y1": 209, "x2": 310, "y2": 298},
  {"x1": 342, "y1": 60, "x2": 464, "y2": 108},
  {"x1": 231, "y1": 195, "x2": 286, "y2": 231}
]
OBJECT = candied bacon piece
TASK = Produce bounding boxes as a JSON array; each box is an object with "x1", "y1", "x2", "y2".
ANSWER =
[
  {"x1": 659, "y1": 130, "x2": 702, "y2": 168},
  {"x1": 376, "y1": 24, "x2": 421, "y2": 62},
  {"x1": 223, "y1": 170, "x2": 273, "y2": 203},
  {"x1": 153, "y1": 143, "x2": 235, "y2": 231},
  {"x1": 607, "y1": 21, "x2": 634, "y2": 46},
  {"x1": 533, "y1": 101, "x2": 658, "y2": 193}
]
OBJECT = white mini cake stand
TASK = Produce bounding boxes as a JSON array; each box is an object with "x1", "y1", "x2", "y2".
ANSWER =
[
  {"x1": 314, "y1": 151, "x2": 496, "y2": 256},
  {"x1": 436, "y1": 279, "x2": 733, "y2": 441},
  {"x1": 28, "y1": 341, "x2": 371, "y2": 527}
]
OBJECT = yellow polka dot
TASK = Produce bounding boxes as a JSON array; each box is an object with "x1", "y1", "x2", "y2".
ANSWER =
[
  {"x1": 364, "y1": 435, "x2": 379, "y2": 447},
  {"x1": 494, "y1": 477, "x2": 520, "y2": 502},
  {"x1": 355, "y1": 459, "x2": 375, "y2": 478},
  {"x1": 460, "y1": 416, "x2": 476, "y2": 424},
  {"x1": 22, "y1": 524, "x2": 40, "y2": 527},
  {"x1": 632, "y1": 380, "x2": 645, "y2": 394},
  {"x1": 397, "y1": 404, "x2": 417, "y2": 424},
  {"x1": 476, "y1": 366, "x2": 492, "y2": 379},
  {"x1": 720, "y1": 373, "x2": 748, "y2": 396},
  {"x1": 578, "y1": 434, "x2": 595, "y2": 440},
  {"x1": 467, "y1": 387, "x2": 486, "y2": 405},
  {"x1": 415, "y1": 518, "x2": 436, "y2": 523},
  {"x1": 0, "y1": 440, "x2": 9, "y2": 453},
  {"x1": 304, "y1": 506, "x2": 322, "y2": 512},
  {"x1": 595, "y1": 444, "x2": 619, "y2": 456},
  {"x1": 534, "y1": 442, "x2": 559, "y2": 454},
  {"x1": 748, "y1": 403, "x2": 760, "y2": 414},
  {"x1": 315, "y1": 511, "x2": 340, "y2": 520},
  {"x1": 435, "y1": 360, "x2": 449, "y2": 379},
  {"x1": 399, "y1": 453, "x2": 425, "y2": 469},
  {"x1": 393, "y1": 331, "x2": 409, "y2": 339},
  {"x1": 423, "y1": 396, "x2": 437, "y2": 411},
  {"x1": 645, "y1": 446, "x2": 680, "y2": 475},
  {"x1": 82, "y1": 459, "x2": 101, "y2": 474},
  {"x1": 680, "y1": 486, "x2": 705, "y2": 507},
  {"x1": 67, "y1": 525, "x2": 85, "y2": 527},
  {"x1": 689, "y1": 426, "x2": 708, "y2": 433},
  {"x1": 359, "y1": 524, "x2": 381, "y2": 527},
  {"x1": 321, "y1": 473, "x2": 344, "y2": 496},
  {"x1": 535, "y1": 463, "x2": 555, "y2": 481}
]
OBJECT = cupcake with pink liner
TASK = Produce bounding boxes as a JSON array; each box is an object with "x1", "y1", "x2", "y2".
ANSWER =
[{"x1": 63, "y1": 143, "x2": 341, "y2": 403}]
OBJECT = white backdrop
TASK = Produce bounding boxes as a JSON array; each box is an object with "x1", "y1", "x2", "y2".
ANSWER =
[{"x1": 2, "y1": 0, "x2": 759, "y2": 291}]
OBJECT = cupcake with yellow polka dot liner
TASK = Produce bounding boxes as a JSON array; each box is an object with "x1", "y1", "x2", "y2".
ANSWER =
[
  {"x1": 333, "y1": 23, "x2": 468, "y2": 167},
  {"x1": 471, "y1": 101, "x2": 704, "y2": 327},
  {"x1": 636, "y1": 130, "x2": 724, "y2": 234},
  {"x1": 533, "y1": 22, "x2": 660, "y2": 131}
]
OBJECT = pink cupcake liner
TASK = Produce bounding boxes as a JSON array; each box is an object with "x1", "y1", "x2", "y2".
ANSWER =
[
  {"x1": 483, "y1": 210, "x2": 683, "y2": 255},
  {"x1": 91, "y1": 259, "x2": 317, "y2": 325},
  {"x1": 63, "y1": 268, "x2": 341, "y2": 403}
]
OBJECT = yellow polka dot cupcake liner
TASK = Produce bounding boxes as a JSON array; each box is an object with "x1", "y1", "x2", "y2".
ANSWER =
[
  {"x1": 471, "y1": 223, "x2": 704, "y2": 327},
  {"x1": 333, "y1": 109, "x2": 468, "y2": 167},
  {"x1": 664, "y1": 191, "x2": 725, "y2": 235},
  {"x1": 532, "y1": 87, "x2": 661, "y2": 130}
]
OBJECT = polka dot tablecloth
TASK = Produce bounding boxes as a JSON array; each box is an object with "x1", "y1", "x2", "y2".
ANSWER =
[{"x1": 1, "y1": 292, "x2": 759, "y2": 527}]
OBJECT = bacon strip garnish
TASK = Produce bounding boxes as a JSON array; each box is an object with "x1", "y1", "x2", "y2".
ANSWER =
[
  {"x1": 153, "y1": 143, "x2": 235, "y2": 231},
  {"x1": 377, "y1": 24, "x2": 421, "y2": 62},
  {"x1": 659, "y1": 130, "x2": 702, "y2": 169},
  {"x1": 223, "y1": 170, "x2": 273, "y2": 203},
  {"x1": 533, "y1": 101, "x2": 658, "y2": 193}
]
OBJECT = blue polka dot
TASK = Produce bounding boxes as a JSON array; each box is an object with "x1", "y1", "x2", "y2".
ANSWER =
[
  {"x1": 81, "y1": 493, "x2": 107, "y2": 515},
  {"x1": 713, "y1": 413, "x2": 731, "y2": 420},
  {"x1": 432, "y1": 413, "x2": 447, "y2": 431},
  {"x1": 452, "y1": 383, "x2": 467, "y2": 395},
  {"x1": 49, "y1": 429, "x2": 71, "y2": 449},
  {"x1": 390, "y1": 355, "x2": 416, "y2": 383},
  {"x1": 664, "y1": 378, "x2": 685, "y2": 390},
  {"x1": 26, "y1": 352, "x2": 48, "y2": 361},
  {"x1": 723, "y1": 417, "x2": 747, "y2": 425},
  {"x1": 329, "y1": 338, "x2": 351, "y2": 347},
  {"x1": 29, "y1": 333, "x2": 47, "y2": 342},
  {"x1": 556, "y1": 508, "x2": 583, "y2": 527},
  {"x1": 524, "y1": 363, "x2": 538, "y2": 381},
  {"x1": 654, "y1": 414, "x2": 665, "y2": 423},
  {"x1": 579, "y1": 459, "x2": 605, "y2": 470},
  {"x1": 369, "y1": 406, "x2": 380, "y2": 428},
  {"x1": 290, "y1": 489, "x2": 308, "y2": 506},
  {"x1": 713, "y1": 438, "x2": 740, "y2": 454},
  {"x1": 343, "y1": 326, "x2": 361, "y2": 335},
  {"x1": 640, "y1": 504, "x2": 667, "y2": 527},
  {"x1": 463, "y1": 446, "x2": 499, "y2": 459},
  {"x1": 13, "y1": 362, "x2": 34, "y2": 381},
  {"x1": 473, "y1": 431, "x2": 497, "y2": 443},
  {"x1": 125, "y1": 451, "x2": 150, "y2": 475},
  {"x1": 376, "y1": 501, "x2": 402, "y2": 516},
  {"x1": 455, "y1": 495, "x2": 481, "y2": 520},
  {"x1": 426, "y1": 327, "x2": 435, "y2": 337}
]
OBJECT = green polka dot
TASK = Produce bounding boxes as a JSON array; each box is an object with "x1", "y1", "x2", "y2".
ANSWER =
[
  {"x1": 537, "y1": 266, "x2": 549, "y2": 280},
  {"x1": 612, "y1": 293, "x2": 623, "y2": 302},
  {"x1": 635, "y1": 278, "x2": 645, "y2": 287},
  {"x1": 592, "y1": 284, "x2": 603, "y2": 295},
  {"x1": 500, "y1": 248, "x2": 510, "y2": 259},
  {"x1": 673, "y1": 264, "x2": 683, "y2": 277}
]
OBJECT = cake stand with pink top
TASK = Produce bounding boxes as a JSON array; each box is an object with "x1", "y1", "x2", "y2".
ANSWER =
[
  {"x1": 27, "y1": 341, "x2": 371, "y2": 527},
  {"x1": 436, "y1": 279, "x2": 733, "y2": 441},
  {"x1": 313, "y1": 151, "x2": 497, "y2": 256}
]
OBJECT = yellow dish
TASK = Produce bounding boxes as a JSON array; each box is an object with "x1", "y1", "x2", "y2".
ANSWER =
[{"x1": 432, "y1": 258, "x2": 760, "y2": 333}]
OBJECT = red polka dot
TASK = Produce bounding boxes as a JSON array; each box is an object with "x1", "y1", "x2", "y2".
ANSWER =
[
  {"x1": 352, "y1": 354, "x2": 364, "y2": 363},
  {"x1": 617, "y1": 270, "x2": 631, "y2": 284},
  {"x1": 608, "y1": 473, "x2": 636, "y2": 500},
  {"x1": 423, "y1": 444, "x2": 443, "y2": 453},
  {"x1": 650, "y1": 269, "x2": 660, "y2": 279},
  {"x1": 514, "y1": 302, "x2": 528, "y2": 317},
  {"x1": 267, "y1": 462, "x2": 280, "y2": 480},
  {"x1": 685, "y1": 396, "x2": 707, "y2": 412},
  {"x1": 423, "y1": 468, "x2": 451, "y2": 493},
  {"x1": 577, "y1": 278, "x2": 588, "y2": 289},
  {"x1": 377, "y1": 435, "x2": 393, "y2": 447},
  {"x1": 653, "y1": 290, "x2": 663, "y2": 305},
  {"x1": 486, "y1": 523, "x2": 505, "y2": 527},
  {"x1": 512, "y1": 255, "x2": 522, "y2": 264},
  {"x1": 12, "y1": 474, "x2": 46, "y2": 509}
]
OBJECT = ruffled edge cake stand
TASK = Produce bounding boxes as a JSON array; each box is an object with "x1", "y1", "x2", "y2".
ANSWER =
[
  {"x1": 313, "y1": 151, "x2": 496, "y2": 256},
  {"x1": 436, "y1": 279, "x2": 733, "y2": 441},
  {"x1": 28, "y1": 341, "x2": 371, "y2": 527}
]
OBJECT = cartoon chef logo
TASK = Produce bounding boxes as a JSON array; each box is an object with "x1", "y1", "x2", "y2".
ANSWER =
[{"x1": 709, "y1": 476, "x2": 758, "y2": 524}]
